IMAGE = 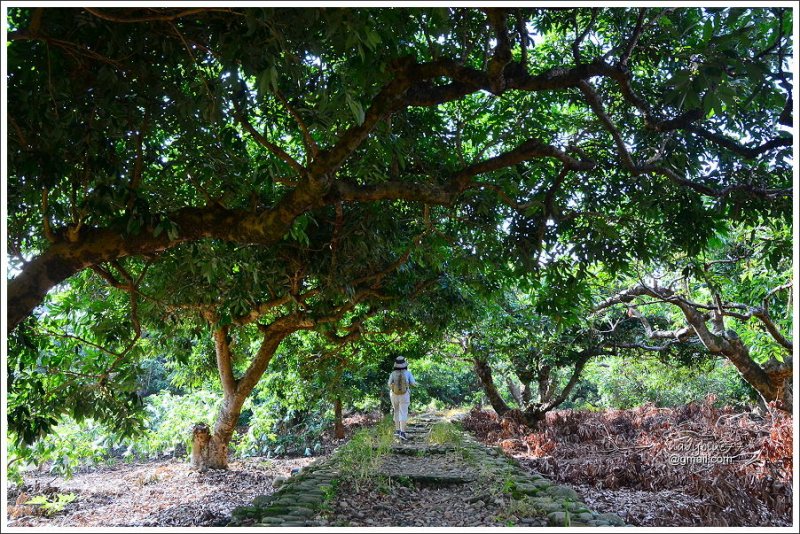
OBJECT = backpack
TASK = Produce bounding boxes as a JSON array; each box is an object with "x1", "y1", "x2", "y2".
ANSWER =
[{"x1": 389, "y1": 370, "x2": 409, "y2": 395}]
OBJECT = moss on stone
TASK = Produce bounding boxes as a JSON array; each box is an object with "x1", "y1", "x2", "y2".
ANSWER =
[{"x1": 545, "y1": 485, "x2": 581, "y2": 501}]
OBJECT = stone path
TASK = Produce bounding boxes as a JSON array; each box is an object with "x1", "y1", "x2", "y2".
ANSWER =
[{"x1": 228, "y1": 413, "x2": 626, "y2": 527}]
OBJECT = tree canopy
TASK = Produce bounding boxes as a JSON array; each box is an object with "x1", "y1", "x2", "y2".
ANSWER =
[{"x1": 7, "y1": 7, "x2": 792, "y2": 328}]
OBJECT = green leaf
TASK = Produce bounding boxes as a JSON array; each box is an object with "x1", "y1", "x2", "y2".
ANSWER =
[
  {"x1": 364, "y1": 28, "x2": 382, "y2": 49},
  {"x1": 666, "y1": 70, "x2": 692, "y2": 88},
  {"x1": 702, "y1": 19, "x2": 714, "y2": 42},
  {"x1": 166, "y1": 222, "x2": 179, "y2": 241},
  {"x1": 258, "y1": 69, "x2": 272, "y2": 96},
  {"x1": 345, "y1": 93, "x2": 365, "y2": 125},
  {"x1": 703, "y1": 93, "x2": 722, "y2": 117},
  {"x1": 269, "y1": 65, "x2": 279, "y2": 93},
  {"x1": 126, "y1": 217, "x2": 142, "y2": 235}
]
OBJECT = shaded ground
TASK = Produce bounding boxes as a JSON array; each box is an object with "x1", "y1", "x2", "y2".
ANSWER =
[
  {"x1": 328, "y1": 481, "x2": 515, "y2": 528},
  {"x1": 323, "y1": 415, "x2": 518, "y2": 528},
  {"x1": 8, "y1": 456, "x2": 317, "y2": 527},
  {"x1": 9, "y1": 404, "x2": 790, "y2": 528},
  {"x1": 7, "y1": 412, "x2": 381, "y2": 527},
  {"x1": 231, "y1": 413, "x2": 624, "y2": 527},
  {"x1": 462, "y1": 402, "x2": 793, "y2": 527}
]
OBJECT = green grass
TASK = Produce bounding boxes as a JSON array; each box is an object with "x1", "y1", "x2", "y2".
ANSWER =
[
  {"x1": 26, "y1": 493, "x2": 77, "y2": 516},
  {"x1": 319, "y1": 478, "x2": 340, "y2": 510},
  {"x1": 333, "y1": 416, "x2": 394, "y2": 490},
  {"x1": 427, "y1": 421, "x2": 463, "y2": 446},
  {"x1": 501, "y1": 495, "x2": 547, "y2": 521}
]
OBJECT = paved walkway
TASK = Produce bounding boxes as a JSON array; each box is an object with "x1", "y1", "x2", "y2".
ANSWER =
[{"x1": 228, "y1": 413, "x2": 626, "y2": 527}]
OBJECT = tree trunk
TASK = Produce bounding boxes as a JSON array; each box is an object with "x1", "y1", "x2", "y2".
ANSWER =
[
  {"x1": 682, "y1": 304, "x2": 792, "y2": 412},
  {"x1": 334, "y1": 397, "x2": 345, "y2": 439},
  {"x1": 523, "y1": 352, "x2": 592, "y2": 426},
  {"x1": 191, "y1": 425, "x2": 229, "y2": 471},
  {"x1": 473, "y1": 357, "x2": 510, "y2": 416},
  {"x1": 780, "y1": 374, "x2": 793, "y2": 413},
  {"x1": 507, "y1": 377, "x2": 525, "y2": 407},
  {"x1": 762, "y1": 356, "x2": 793, "y2": 412},
  {"x1": 190, "y1": 322, "x2": 295, "y2": 470},
  {"x1": 191, "y1": 389, "x2": 248, "y2": 470},
  {"x1": 521, "y1": 382, "x2": 532, "y2": 405},
  {"x1": 609, "y1": 284, "x2": 793, "y2": 413},
  {"x1": 7, "y1": 194, "x2": 328, "y2": 334},
  {"x1": 537, "y1": 365, "x2": 552, "y2": 403}
]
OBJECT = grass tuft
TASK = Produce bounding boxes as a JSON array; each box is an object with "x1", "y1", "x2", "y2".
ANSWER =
[
  {"x1": 333, "y1": 416, "x2": 394, "y2": 490},
  {"x1": 428, "y1": 421, "x2": 463, "y2": 446}
]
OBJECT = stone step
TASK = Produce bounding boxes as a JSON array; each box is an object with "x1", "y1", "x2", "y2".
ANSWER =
[
  {"x1": 230, "y1": 411, "x2": 627, "y2": 528},
  {"x1": 378, "y1": 445, "x2": 458, "y2": 455},
  {"x1": 374, "y1": 471, "x2": 477, "y2": 485}
]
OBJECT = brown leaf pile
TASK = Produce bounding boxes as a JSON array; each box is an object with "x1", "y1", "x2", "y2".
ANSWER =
[{"x1": 462, "y1": 398, "x2": 792, "y2": 527}]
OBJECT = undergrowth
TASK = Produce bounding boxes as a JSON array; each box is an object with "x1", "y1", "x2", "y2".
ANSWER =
[
  {"x1": 428, "y1": 421, "x2": 464, "y2": 446},
  {"x1": 334, "y1": 416, "x2": 394, "y2": 490}
]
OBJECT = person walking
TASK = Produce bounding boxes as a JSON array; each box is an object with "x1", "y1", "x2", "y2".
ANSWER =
[{"x1": 388, "y1": 356, "x2": 416, "y2": 440}]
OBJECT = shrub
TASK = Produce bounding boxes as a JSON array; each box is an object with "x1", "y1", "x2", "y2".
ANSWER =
[
  {"x1": 575, "y1": 357, "x2": 755, "y2": 409},
  {"x1": 131, "y1": 389, "x2": 223, "y2": 458},
  {"x1": 6, "y1": 389, "x2": 222, "y2": 485}
]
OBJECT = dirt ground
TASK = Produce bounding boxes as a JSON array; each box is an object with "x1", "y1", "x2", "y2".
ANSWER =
[
  {"x1": 9, "y1": 406, "x2": 790, "y2": 528},
  {"x1": 7, "y1": 456, "x2": 317, "y2": 527},
  {"x1": 7, "y1": 412, "x2": 383, "y2": 527}
]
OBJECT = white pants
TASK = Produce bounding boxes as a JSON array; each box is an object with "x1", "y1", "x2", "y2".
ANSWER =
[{"x1": 390, "y1": 391, "x2": 410, "y2": 426}]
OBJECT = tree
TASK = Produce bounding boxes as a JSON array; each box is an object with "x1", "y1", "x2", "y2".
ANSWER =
[
  {"x1": 7, "y1": 272, "x2": 148, "y2": 446},
  {"x1": 450, "y1": 290, "x2": 610, "y2": 426},
  {"x1": 9, "y1": 188, "x2": 447, "y2": 467},
  {"x1": 7, "y1": 7, "x2": 792, "y2": 332},
  {"x1": 593, "y1": 219, "x2": 793, "y2": 411},
  {"x1": 132, "y1": 205, "x2": 456, "y2": 469}
]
